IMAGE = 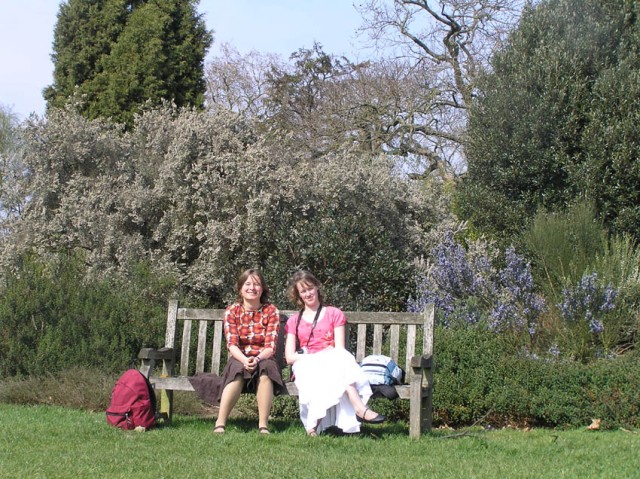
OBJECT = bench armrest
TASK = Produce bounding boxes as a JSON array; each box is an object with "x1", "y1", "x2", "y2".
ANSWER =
[
  {"x1": 410, "y1": 354, "x2": 433, "y2": 370},
  {"x1": 138, "y1": 347, "x2": 175, "y2": 378},
  {"x1": 138, "y1": 347, "x2": 175, "y2": 361}
]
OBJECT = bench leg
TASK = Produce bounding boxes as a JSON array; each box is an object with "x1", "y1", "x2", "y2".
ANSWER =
[
  {"x1": 159, "y1": 389, "x2": 173, "y2": 421},
  {"x1": 409, "y1": 368, "x2": 433, "y2": 438},
  {"x1": 422, "y1": 368, "x2": 433, "y2": 434},
  {"x1": 159, "y1": 357, "x2": 175, "y2": 421},
  {"x1": 409, "y1": 375, "x2": 422, "y2": 439}
]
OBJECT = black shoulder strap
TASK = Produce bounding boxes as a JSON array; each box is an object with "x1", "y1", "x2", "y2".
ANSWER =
[
  {"x1": 295, "y1": 305, "x2": 323, "y2": 350},
  {"x1": 294, "y1": 308, "x2": 304, "y2": 351}
]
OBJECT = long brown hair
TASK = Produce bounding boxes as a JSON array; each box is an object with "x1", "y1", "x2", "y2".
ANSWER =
[
  {"x1": 235, "y1": 268, "x2": 270, "y2": 304},
  {"x1": 287, "y1": 270, "x2": 325, "y2": 307}
]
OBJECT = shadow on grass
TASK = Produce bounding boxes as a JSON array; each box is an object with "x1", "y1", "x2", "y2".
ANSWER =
[{"x1": 165, "y1": 414, "x2": 415, "y2": 437}]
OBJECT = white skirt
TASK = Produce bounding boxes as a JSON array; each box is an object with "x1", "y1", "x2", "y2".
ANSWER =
[{"x1": 292, "y1": 347, "x2": 372, "y2": 434}]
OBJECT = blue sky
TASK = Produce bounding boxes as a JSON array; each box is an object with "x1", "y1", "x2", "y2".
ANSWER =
[{"x1": 0, "y1": 0, "x2": 368, "y2": 120}]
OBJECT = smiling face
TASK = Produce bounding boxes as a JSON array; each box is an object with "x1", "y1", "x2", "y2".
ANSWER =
[
  {"x1": 296, "y1": 281, "x2": 320, "y2": 310},
  {"x1": 241, "y1": 274, "x2": 264, "y2": 309}
]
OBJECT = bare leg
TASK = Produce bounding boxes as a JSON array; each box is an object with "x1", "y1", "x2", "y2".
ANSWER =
[
  {"x1": 256, "y1": 374, "x2": 274, "y2": 431},
  {"x1": 345, "y1": 384, "x2": 382, "y2": 420},
  {"x1": 215, "y1": 376, "x2": 244, "y2": 430}
]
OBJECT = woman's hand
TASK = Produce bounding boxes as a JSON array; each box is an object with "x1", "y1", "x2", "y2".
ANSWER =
[
  {"x1": 245, "y1": 356, "x2": 258, "y2": 372},
  {"x1": 229, "y1": 345, "x2": 259, "y2": 372}
]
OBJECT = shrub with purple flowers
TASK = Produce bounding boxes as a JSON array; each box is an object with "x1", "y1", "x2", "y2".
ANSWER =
[
  {"x1": 408, "y1": 232, "x2": 546, "y2": 344},
  {"x1": 489, "y1": 247, "x2": 546, "y2": 337},
  {"x1": 408, "y1": 233, "x2": 493, "y2": 325},
  {"x1": 557, "y1": 272, "x2": 618, "y2": 360},
  {"x1": 523, "y1": 203, "x2": 640, "y2": 360}
]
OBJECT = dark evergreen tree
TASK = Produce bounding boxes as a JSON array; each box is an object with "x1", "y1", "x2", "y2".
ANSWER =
[
  {"x1": 458, "y1": 0, "x2": 640, "y2": 241},
  {"x1": 579, "y1": 2, "x2": 640, "y2": 236},
  {"x1": 44, "y1": 0, "x2": 212, "y2": 127}
]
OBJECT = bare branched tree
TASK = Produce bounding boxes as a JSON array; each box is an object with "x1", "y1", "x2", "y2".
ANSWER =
[
  {"x1": 356, "y1": 0, "x2": 527, "y2": 173},
  {"x1": 205, "y1": 44, "x2": 461, "y2": 170},
  {"x1": 204, "y1": 43, "x2": 283, "y2": 118},
  {"x1": 204, "y1": 1, "x2": 525, "y2": 176}
]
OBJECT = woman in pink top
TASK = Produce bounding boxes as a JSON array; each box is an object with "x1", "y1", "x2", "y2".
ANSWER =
[{"x1": 285, "y1": 270, "x2": 385, "y2": 436}]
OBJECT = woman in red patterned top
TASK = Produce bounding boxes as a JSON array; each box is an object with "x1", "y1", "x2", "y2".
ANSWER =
[{"x1": 213, "y1": 268, "x2": 284, "y2": 434}]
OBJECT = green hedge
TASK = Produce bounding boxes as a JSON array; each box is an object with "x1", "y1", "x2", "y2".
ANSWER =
[
  {"x1": 0, "y1": 252, "x2": 173, "y2": 377},
  {"x1": 431, "y1": 326, "x2": 639, "y2": 429}
]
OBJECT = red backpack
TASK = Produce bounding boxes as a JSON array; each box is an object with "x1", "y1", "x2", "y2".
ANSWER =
[{"x1": 106, "y1": 369, "x2": 157, "y2": 430}]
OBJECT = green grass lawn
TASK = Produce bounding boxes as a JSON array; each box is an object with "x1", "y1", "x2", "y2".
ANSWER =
[{"x1": 1, "y1": 404, "x2": 638, "y2": 479}]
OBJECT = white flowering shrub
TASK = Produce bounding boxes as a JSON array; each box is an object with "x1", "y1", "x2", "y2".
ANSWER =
[{"x1": 3, "y1": 104, "x2": 451, "y2": 310}]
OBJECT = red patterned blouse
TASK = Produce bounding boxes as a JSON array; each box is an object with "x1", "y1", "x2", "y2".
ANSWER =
[{"x1": 224, "y1": 303, "x2": 280, "y2": 357}]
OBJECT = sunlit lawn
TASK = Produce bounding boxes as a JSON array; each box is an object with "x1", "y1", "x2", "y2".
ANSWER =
[{"x1": 1, "y1": 404, "x2": 638, "y2": 478}]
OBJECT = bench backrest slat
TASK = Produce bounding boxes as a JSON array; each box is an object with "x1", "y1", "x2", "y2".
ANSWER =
[
  {"x1": 210, "y1": 321, "x2": 224, "y2": 375},
  {"x1": 177, "y1": 308, "x2": 226, "y2": 320},
  {"x1": 180, "y1": 319, "x2": 192, "y2": 375},
  {"x1": 372, "y1": 324, "x2": 383, "y2": 355},
  {"x1": 196, "y1": 320, "x2": 208, "y2": 374},
  {"x1": 424, "y1": 310, "x2": 434, "y2": 358},
  {"x1": 166, "y1": 301, "x2": 178, "y2": 348},
  {"x1": 389, "y1": 324, "x2": 400, "y2": 363},
  {"x1": 164, "y1": 301, "x2": 434, "y2": 381},
  {"x1": 356, "y1": 323, "x2": 367, "y2": 360}
]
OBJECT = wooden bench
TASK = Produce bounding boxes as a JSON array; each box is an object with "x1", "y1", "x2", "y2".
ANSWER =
[{"x1": 138, "y1": 300, "x2": 435, "y2": 438}]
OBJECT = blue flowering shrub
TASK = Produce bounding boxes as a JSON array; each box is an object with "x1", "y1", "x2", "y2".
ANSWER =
[
  {"x1": 408, "y1": 231, "x2": 546, "y2": 349},
  {"x1": 522, "y1": 203, "x2": 640, "y2": 360},
  {"x1": 410, "y1": 224, "x2": 640, "y2": 361},
  {"x1": 557, "y1": 272, "x2": 619, "y2": 361}
]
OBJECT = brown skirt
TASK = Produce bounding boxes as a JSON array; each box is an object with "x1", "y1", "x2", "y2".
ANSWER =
[{"x1": 188, "y1": 357, "x2": 285, "y2": 406}]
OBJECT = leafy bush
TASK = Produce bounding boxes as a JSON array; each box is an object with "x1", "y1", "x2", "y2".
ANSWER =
[
  {"x1": 269, "y1": 395, "x2": 301, "y2": 420},
  {"x1": 0, "y1": 251, "x2": 173, "y2": 376},
  {"x1": 460, "y1": 0, "x2": 640, "y2": 242},
  {"x1": 557, "y1": 272, "x2": 618, "y2": 360},
  {"x1": 2, "y1": 332, "x2": 638, "y2": 430},
  {"x1": 524, "y1": 203, "x2": 640, "y2": 359},
  {"x1": 4, "y1": 105, "x2": 449, "y2": 311},
  {"x1": 0, "y1": 367, "x2": 117, "y2": 411},
  {"x1": 434, "y1": 325, "x2": 517, "y2": 426},
  {"x1": 434, "y1": 325, "x2": 640, "y2": 429},
  {"x1": 523, "y1": 202, "x2": 607, "y2": 300}
]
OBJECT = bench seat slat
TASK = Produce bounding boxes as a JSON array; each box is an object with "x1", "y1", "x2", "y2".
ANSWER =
[
  {"x1": 148, "y1": 377, "x2": 423, "y2": 402},
  {"x1": 150, "y1": 376, "x2": 195, "y2": 391}
]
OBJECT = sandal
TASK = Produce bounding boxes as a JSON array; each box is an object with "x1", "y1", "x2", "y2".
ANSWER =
[
  {"x1": 258, "y1": 427, "x2": 271, "y2": 435},
  {"x1": 356, "y1": 407, "x2": 386, "y2": 424},
  {"x1": 213, "y1": 425, "x2": 226, "y2": 434},
  {"x1": 307, "y1": 428, "x2": 318, "y2": 437}
]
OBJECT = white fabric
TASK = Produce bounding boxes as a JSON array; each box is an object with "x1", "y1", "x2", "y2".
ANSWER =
[{"x1": 292, "y1": 347, "x2": 372, "y2": 434}]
